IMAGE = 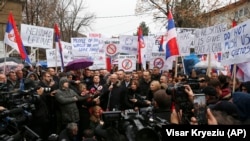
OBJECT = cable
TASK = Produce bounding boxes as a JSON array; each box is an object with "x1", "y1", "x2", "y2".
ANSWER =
[{"x1": 94, "y1": 12, "x2": 153, "y2": 19}]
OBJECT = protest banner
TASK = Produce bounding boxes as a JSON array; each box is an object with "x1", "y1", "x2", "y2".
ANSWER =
[
  {"x1": 194, "y1": 23, "x2": 227, "y2": 55},
  {"x1": 118, "y1": 55, "x2": 136, "y2": 72},
  {"x1": 71, "y1": 37, "x2": 100, "y2": 57},
  {"x1": 221, "y1": 19, "x2": 250, "y2": 65},
  {"x1": 21, "y1": 24, "x2": 53, "y2": 48},
  {"x1": 119, "y1": 35, "x2": 138, "y2": 54}
]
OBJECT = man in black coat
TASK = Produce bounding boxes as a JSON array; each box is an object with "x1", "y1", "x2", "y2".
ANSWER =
[{"x1": 100, "y1": 73, "x2": 127, "y2": 111}]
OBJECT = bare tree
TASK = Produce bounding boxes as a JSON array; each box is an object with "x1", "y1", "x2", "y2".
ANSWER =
[
  {"x1": 23, "y1": 0, "x2": 58, "y2": 26},
  {"x1": 22, "y1": 0, "x2": 95, "y2": 42},
  {"x1": 135, "y1": 0, "x2": 224, "y2": 28},
  {"x1": 55, "y1": 0, "x2": 95, "y2": 42}
]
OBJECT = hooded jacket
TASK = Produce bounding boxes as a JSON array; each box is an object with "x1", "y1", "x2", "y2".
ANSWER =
[{"x1": 55, "y1": 77, "x2": 89, "y2": 124}]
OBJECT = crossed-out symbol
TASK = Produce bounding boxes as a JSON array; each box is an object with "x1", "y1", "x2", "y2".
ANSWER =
[
  {"x1": 153, "y1": 58, "x2": 164, "y2": 69},
  {"x1": 122, "y1": 59, "x2": 132, "y2": 70},
  {"x1": 106, "y1": 44, "x2": 117, "y2": 55}
]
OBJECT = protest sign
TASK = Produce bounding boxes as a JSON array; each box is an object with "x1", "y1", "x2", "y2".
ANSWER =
[{"x1": 21, "y1": 24, "x2": 53, "y2": 48}]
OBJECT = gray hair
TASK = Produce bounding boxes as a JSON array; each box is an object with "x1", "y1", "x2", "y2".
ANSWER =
[{"x1": 66, "y1": 122, "x2": 78, "y2": 134}]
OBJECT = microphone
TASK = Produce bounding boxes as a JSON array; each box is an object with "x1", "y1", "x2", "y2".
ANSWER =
[
  {"x1": 106, "y1": 82, "x2": 113, "y2": 111},
  {"x1": 109, "y1": 82, "x2": 113, "y2": 90}
]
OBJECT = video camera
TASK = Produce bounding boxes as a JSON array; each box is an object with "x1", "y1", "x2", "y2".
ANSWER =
[
  {"x1": 166, "y1": 78, "x2": 201, "y2": 95},
  {"x1": 165, "y1": 78, "x2": 202, "y2": 124},
  {"x1": 0, "y1": 88, "x2": 42, "y2": 141},
  {"x1": 100, "y1": 108, "x2": 168, "y2": 141}
]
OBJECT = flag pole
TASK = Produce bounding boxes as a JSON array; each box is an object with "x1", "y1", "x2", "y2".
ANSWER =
[
  {"x1": 36, "y1": 48, "x2": 40, "y2": 73},
  {"x1": 174, "y1": 56, "x2": 178, "y2": 78},
  {"x1": 55, "y1": 45, "x2": 58, "y2": 73},
  {"x1": 231, "y1": 19, "x2": 237, "y2": 93},
  {"x1": 181, "y1": 56, "x2": 186, "y2": 75},
  {"x1": 232, "y1": 64, "x2": 237, "y2": 93},
  {"x1": 3, "y1": 44, "x2": 7, "y2": 74},
  {"x1": 206, "y1": 53, "x2": 211, "y2": 77}
]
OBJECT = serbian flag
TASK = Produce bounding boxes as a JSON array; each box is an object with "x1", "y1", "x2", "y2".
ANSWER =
[
  {"x1": 158, "y1": 35, "x2": 164, "y2": 52},
  {"x1": 54, "y1": 23, "x2": 64, "y2": 72},
  {"x1": 232, "y1": 19, "x2": 237, "y2": 28},
  {"x1": 165, "y1": 10, "x2": 179, "y2": 59},
  {"x1": 4, "y1": 12, "x2": 31, "y2": 65},
  {"x1": 137, "y1": 26, "x2": 145, "y2": 64}
]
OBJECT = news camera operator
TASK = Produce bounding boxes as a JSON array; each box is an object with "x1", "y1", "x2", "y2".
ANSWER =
[
  {"x1": 28, "y1": 84, "x2": 50, "y2": 140},
  {"x1": 0, "y1": 73, "x2": 9, "y2": 107},
  {"x1": 166, "y1": 82, "x2": 195, "y2": 124}
]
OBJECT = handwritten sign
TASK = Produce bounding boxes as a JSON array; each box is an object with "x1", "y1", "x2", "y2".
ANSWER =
[
  {"x1": 177, "y1": 28, "x2": 196, "y2": 56},
  {"x1": 194, "y1": 23, "x2": 227, "y2": 54},
  {"x1": 71, "y1": 38, "x2": 100, "y2": 57},
  {"x1": 46, "y1": 41, "x2": 73, "y2": 67},
  {"x1": 21, "y1": 24, "x2": 53, "y2": 48},
  {"x1": 221, "y1": 19, "x2": 250, "y2": 65},
  {"x1": 88, "y1": 53, "x2": 106, "y2": 70}
]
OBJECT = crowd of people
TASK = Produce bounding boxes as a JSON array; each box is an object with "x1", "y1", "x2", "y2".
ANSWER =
[{"x1": 0, "y1": 65, "x2": 250, "y2": 141}]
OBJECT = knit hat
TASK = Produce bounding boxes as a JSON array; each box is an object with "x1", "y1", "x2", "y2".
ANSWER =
[{"x1": 59, "y1": 77, "x2": 69, "y2": 89}]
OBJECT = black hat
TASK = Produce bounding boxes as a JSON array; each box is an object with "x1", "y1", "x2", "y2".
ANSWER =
[{"x1": 202, "y1": 86, "x2": 217, "y2": 96}]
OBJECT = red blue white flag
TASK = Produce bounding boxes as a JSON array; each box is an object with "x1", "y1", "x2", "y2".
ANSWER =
[
  {"x1": 137, "y1": 26, "x2": 145, "y2": 64},
  {"x1": 165, "y1": 10, "x2": 180, "y2": 59},
  {"x1": 54, "y1": 23, "x2": 64, "y2": 72},
  {"x1": 4, "y1": 12, "x2": 31, "y2": 65}
]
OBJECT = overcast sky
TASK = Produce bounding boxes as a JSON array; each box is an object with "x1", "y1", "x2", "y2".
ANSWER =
[
  {"x1": 83, "y1": 0, "x2": 237, "y2": 38},
  {"x1": 84, "y1": 0, "x2": 164, "y2": 38}
]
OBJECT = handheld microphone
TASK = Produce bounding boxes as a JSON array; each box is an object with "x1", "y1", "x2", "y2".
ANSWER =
[{"x1": 106, "y1": 83, "x2": 113, "y2": 111}]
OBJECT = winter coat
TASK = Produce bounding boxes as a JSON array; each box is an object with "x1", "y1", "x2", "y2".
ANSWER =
[{"x1": 55, "y1": 77, "x2": 90, "y2": 124}]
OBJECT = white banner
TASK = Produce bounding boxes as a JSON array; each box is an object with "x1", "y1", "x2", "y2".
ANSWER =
[
  {"x1": 149, "y1": 52, "x2": 174, "y2": 71},
  {"x1": 71, "y1": 38, "x2": 100, "y2": 57},
  {"x1": 46, "y1": 49, "x2": 58, "y2": 67},
  {"x1": 21, "y1": 24, "x2": 53, "y2": 48},
  {"x1": 119, "y1": 35, "x2": 138, "y2": 54},
  {"x1": 118, "y1": 55, "x2": 136, "y2": 72},
  {"x1": 88, "y1": 52, "x2": 106, "y2": 70},
  {"x1": 177, "y1": 31, "x2": 195, "y2": 56},
  {"x1": 194, "y1": 23, "x2": 227, "y2": 54},
  {"x1": 221, "y1": 19, "x2": 250, "y2": 65},
  {"x1": 60, "y1": 41, "x2": 73, "y2": 66},
  {"x1": 103, "y1": 38, "x2": 120, "y2": 56},
  {"x1": 46, "y1": 41, "x2": 73, "y2": 67}
]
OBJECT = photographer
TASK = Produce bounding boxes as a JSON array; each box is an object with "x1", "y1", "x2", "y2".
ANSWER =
[
  {"x1": 39, "y1": 72, "x2": 58, "y2": 134},
  {"x1": 29, "y1": 84, "x2": 50, "y2": 140},
  {"x1": 0, "y1": 74, "x2": 10, "y2": 107},
  {"x1": 167, "y1": 83, "x2": 195, "y2": 124}
]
